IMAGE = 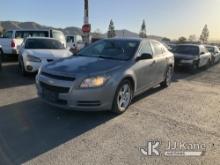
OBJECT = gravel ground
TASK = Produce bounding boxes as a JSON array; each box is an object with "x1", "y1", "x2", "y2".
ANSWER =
[{"x1": 0, "y1": 62, "x2": 220, "y2": 165}]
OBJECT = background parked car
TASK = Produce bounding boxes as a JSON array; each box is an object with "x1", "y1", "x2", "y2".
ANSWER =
[
  {"x1": 173, "y1": 44, "x2": 212, "y2": 71},
  {"x1": 36, "y1": 38, "x2": 174, "y2": 114},
  {"x1": 66, "y1": 35, "x2": 84, "y2": 53},
  {"x1": 0, "y1": 45, "x2": 2, "y2": 70},
  {"x1": 0, "y1": 29, "x2": 66, "y2": 57},
  {"x1": 205, "y1": 45, "x2": 220, "y2": 64},
  {"x1": 19, "y1": 37, "x2": 72, "y2": 76}
]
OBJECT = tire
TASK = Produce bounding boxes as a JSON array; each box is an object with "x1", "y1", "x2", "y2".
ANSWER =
[
  {"x1": 112, "y1": 80, "x2": 133, "y2": 114},
  {"x1": 205, "y1": 59, "x2": 211, "y2": 69},
  {"x1": 211, "y1": 56, "x2": 215, "y2": 65},
  {"x1": 18, "y1": 56, "x2": 28, "y2": 76},
  {"x1": 0, "y1": 50, "x2": 2, "y2": 70},
  {"x1": 191, "y1": 62, "x2": 199, "y2": 73},
  {"x1": 160, "y1": 66, "x2": 173, "y2": 88}
]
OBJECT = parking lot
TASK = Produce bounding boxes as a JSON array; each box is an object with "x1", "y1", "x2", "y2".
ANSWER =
[{"x1": 0, "y1": 61, "x2": 220, "y2": 165}]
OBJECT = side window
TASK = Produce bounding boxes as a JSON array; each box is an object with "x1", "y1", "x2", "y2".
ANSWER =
[
  {"x1": 200, "y1": 46, "x2": 207, "y2": 54},
  {"x1": 139, "y1": 40, "x2": 153, "y2": 55},
  {"x1": 151, "y1": 41, "x2": 163, "y2": 56},
  {"x1": 3, "y1": 31, "x2": 13, "y2": 38},
  {"x1": 66, "y1": 36, "x2": 75, "y2": 43}
]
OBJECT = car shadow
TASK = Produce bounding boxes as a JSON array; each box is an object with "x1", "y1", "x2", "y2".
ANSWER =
[
  {"x1": 0, "y1": 62, "x2": 35, "y2": 89},
  {"x1": 0, "y1": 98, "x2": 115, "y2": 165},
  {"x1": 132, "y1": 85, "x2": 164, "y2": 104}
]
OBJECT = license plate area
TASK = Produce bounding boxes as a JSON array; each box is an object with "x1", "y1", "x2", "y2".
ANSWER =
[{"x1": 42, "y1": 88, "x2": 59, "y2": 103}]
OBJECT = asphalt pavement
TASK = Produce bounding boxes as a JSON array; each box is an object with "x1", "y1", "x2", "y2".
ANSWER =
[{"x1": 0, "y1": 61, "x2": 220, "y2": 165}]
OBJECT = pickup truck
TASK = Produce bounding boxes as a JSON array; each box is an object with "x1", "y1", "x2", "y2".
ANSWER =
[{"x1": 0, "y1": 29, "x2": 66, "y2": 56}]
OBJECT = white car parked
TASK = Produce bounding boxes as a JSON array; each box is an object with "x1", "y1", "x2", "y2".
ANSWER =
[
  {"x1": 19, "y1": 37, "x2": 72, "y2": 76},
  {"x1": 0, "y1": 29, "x2": 67, "y2": 56}
]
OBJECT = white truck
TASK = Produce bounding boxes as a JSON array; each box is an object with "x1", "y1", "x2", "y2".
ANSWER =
[
  {"x1": 66, "y1": 35, "x2": 84, "y2": 53},
  {"x1": 0, "y1": 29, "x2": 66, "y2": 56}
]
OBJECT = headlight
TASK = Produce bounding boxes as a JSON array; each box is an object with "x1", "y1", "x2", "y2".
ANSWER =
[
  {"x1": 80, "y1": 76, "x2": 109, "y2": 88},
  {"x1": 26, "y1": 55, "x2": 41, "y2": 62},
  {"x1": 181, "y1": 59, "x2": 194, "y2": 63}
]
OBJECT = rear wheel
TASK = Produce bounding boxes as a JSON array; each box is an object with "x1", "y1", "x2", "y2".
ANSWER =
[
  {"x1": 160, "y1": 66, "x2": 173, "y2": 88},
  {"x1": 112, "y1": 80, "x2": 133, "y2": 114},
  {"x1": 205, "y1": 59, "x2": 211, "y2": 69}
]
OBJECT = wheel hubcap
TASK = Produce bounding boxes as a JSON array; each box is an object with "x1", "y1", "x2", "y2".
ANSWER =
[{"x1": 117, "y1": 84, "x2": 131, "y2": 111}]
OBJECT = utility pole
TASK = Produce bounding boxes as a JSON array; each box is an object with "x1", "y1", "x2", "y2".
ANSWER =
[{"x1": 82, "y1": 0, "x2": 91, "y2": 46}]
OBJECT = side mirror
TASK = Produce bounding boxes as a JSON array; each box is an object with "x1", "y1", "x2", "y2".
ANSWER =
[
  {"x1": 136, "y1": 53, "x2": 153, "y2": 61},
  {"x1": 200, "y1": 52, "x2": 205, "y2": 55}
]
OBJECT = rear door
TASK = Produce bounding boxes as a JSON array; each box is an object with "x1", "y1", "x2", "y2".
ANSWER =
[
  {"x1": 199, "y1": 46, "x2": 210, "y2": 67},
  {"x1": 151, "y1": 41, "x2": 168, "y2": 84}
]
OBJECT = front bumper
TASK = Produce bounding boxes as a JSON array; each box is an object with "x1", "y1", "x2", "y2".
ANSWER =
[{"x1": 36, "y1": 74, "x2": 116, "y2": 111}]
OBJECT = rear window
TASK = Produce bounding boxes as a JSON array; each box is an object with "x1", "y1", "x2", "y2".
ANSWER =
[
  {"x1": 3, "y1": 31, "x2": 13, "y2": 38},
  {"x1": 174, "y1": 45, "x2": 199, "y2": 55},
  {"x1": 206, "y1": 46, "x2": 215, "y2": 53},
  {"x1": 25, "y1": 39, "x2": 65, "y2": 49},
  {"x1": 66, "y1": 36, "x2": 75, "y2": 43},
  {"x1": 15, "y1": 31, "x2": 49, "y2": 39}
]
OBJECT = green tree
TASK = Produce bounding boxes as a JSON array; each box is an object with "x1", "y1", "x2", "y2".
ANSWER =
[
  {"x1": 200, "y1": 24, "x2": 209, "y2": 44},
  {"x1": 162, "y1": 37, "x2": 171, "y2": 43},
  {"x1": 139, "y1": 20, "x2": 147, "y2": 38},
  {"x1": 178, "y1": 36, "x2": 187, "y2": 43},
  {"x1": 107, "y1": 19, "x2": 116, "y2": 38}
]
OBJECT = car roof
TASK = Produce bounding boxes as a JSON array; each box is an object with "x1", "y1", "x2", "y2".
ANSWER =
[
  {"x1": 104, "y1": 37, "x2": 159, "y2": 43},
  {"x1": 205, "y1": 45, "x2": 217, "y2": 48},
  {"x1": 176, "y1": 44, "x2": 201, "y2": 47}
]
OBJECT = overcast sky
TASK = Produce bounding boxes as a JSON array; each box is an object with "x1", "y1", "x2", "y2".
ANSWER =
[{"x1": 1, "y1": 0, "x2": 220, "y2": 40}]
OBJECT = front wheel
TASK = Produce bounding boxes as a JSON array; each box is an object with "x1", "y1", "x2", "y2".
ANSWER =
[
  {"x1": 18, "y1": 56, "x2": 28, "y2": 76},
  {"x1": 160, "y1": 66, "x2": 173, "y2": 88},
  {"x1": 112, "y1": 80, "x2": 133, "y2": 114}
]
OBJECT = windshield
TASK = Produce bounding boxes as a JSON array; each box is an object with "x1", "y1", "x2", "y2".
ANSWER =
[
  {"x1": 174, "y1": 45, "x2": 199, "y2": 55},
  {"x1": 206, "y1": 46, "x2": 215, "y2": 53},
  {"x1": 25, "y1": 39, "x2": 65, "y2": 49},
  {"x1": 78, "y1": 40, "x2": 140, "y2": 60}
]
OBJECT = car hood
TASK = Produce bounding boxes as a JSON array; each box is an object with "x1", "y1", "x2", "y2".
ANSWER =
[
  {"x1": 174, "y1": 53, "x2": 198, "y2": 60},
  {"x1": 43, "y1": 56, "x2": 126, "y2": 76},
  {"x1": 26, "y1": 49, "x2": 72, "y2": 59}
]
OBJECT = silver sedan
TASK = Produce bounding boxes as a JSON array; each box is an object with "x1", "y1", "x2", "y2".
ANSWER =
[{"x1": 36, "y1": 38, "x2": 174, "y2": 114}]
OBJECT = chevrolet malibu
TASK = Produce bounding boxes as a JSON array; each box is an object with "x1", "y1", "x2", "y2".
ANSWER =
[{"x1": 36, "y1": 38, "x2": 174, "y2": 114}]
